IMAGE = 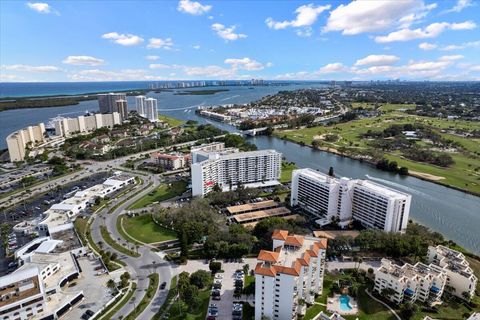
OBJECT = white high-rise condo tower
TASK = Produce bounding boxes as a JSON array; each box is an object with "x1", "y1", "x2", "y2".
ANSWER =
[
  {"x1": 135, "y1": 95, "x2": 146, "y2": 116},
  {"x1": 145, "y1": 98, "x2": 158, "y2": 122}
]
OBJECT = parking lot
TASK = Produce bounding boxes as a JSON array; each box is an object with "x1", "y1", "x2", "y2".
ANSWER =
[
  {"x1": 63, "y1": 256, "x2": 116, "y2": 319},
  {"x1": 180, "y1": 258, "x2": 256, "y2": 320}
]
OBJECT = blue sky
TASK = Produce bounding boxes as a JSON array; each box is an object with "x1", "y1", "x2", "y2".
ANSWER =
[{"x1": 1, "y1": 0, "x2": 479, "y2": 82}]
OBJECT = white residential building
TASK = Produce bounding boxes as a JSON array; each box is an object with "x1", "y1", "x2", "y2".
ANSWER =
[
  {"x1": 290, "y1": 168, "x2": 411, "y2": 233},
  {"x1": 145, "y1": 97, "x2": 158, "y2": 122},
  {"x1": 374, "y1": 259, "x2": 447, "y2": 305},
  {"x1": 254, "y1": 230, "x2": 327, "y2": 320},
  {"x1": 191, "y1": 143, "x2": 281, "y2": 197},
  {"x1": 427, "y1": 245, "x2": 478, "y2": 300},
  {"x1": 135, "y1": 95, "x2": 146, "y2": 116},
  {"x1": 54, "y1": 112, "x2": 121, "y2": 137}
]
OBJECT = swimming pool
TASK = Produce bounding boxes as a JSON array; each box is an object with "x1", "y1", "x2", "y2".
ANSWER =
[{"x1": 339, "y1": 295, "x2": 353, "y2": 311}]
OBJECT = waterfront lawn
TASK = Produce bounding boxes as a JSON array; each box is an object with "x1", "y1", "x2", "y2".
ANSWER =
[
  {"x1": 128, "y1": 181, "x2": 187, "y2": 210},
  {"x1": 158, "y1": 114, "x2": 184, "y2": 127},
  {"x1": 281, "y1": 161, "x2": 298, "y2": 183},
  {"x1": 274, "y1": 111, "x2": 480, "y2": 195},
  {"x1": 122, "y1": 214, "x2": 177, "y2": 244}
]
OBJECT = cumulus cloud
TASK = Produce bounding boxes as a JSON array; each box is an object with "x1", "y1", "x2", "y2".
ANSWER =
[
  {"x1": 224, "y1": 58, "x2": 269, "y2": 71},
  {"x1": 323, "y1": 0, "x2": 436, "y2": 35},
  {"x1": 149, "y1": 64, "x2": 176, "y2": 69},
  {"x1": 438, "y1": 55, "x2": 464, "y2": 61},
  {"x1": 62, "y1": 55, "x2": 104, "y2": 66},
  {"x1": 375, "y1": 20, "x2": 476, "y2": 43},
  {"x1": 471, "y1": 65, "x2": 480, "y2": 72},
  {"x1": 317, "y1": 63, "x2": 348, "y2": 74},
  {"x1": 145, "y1": 55, "x2": 160, "y2": 61},
  {"x1": 211, "y1": 23, "x2": 247, "y2": 41},
  {"x1": 147, "y1": 38, "x2": 174, "y2": 49},
  {"x1": 443, "y1": 0, "x2": 474, "y2": 13},
  {"x1": 101, "y1": 32, "x2": 144, "y2": 46},
  {"x1": 266, "y1": 4, "x2": 330, "y2": 36},
  {"x1": 354, "y1": 55, "x2": 400, "y2": 66},
  {"x1": 4, "y1": 64, "x2": 61, "y2": 72},
  {"x1": 440, "y1": 40, "x2": 480, "y2": 51},
  {"x1": 419, "y1": 42, "x2": 438, "y2": 50},
  {"x1": 177, "y1": 0, "x2": 211, "y2": 15},
  {"x1": 193, "y1": 45, "x2": 201, "y2": 49},
  {"x1": 26, "y1": 2, "x2": 57, "y2": 14}
]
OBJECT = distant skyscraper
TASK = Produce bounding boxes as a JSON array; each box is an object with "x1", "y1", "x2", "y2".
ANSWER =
[
  {"x1": 115, "y1": 99, "x2": 128, "y2": 120},
  {"x1": 135, "y1": 95, "x2": 146, "y2": 116},
  {"x1": 98, "y1": 93, "x2": 127, "y2": 114},
  {"x1": 145, "y1": 97, "x2": 158, "y2": 122}
]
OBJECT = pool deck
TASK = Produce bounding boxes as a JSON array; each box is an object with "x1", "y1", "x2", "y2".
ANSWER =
[{"x1": 327, "y1": 294, "x2": 359, "y2": 316}]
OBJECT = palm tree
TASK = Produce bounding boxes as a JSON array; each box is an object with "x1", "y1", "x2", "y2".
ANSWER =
[{"x1": 107, "y1": 279, "x2": 116, "y2": 290}]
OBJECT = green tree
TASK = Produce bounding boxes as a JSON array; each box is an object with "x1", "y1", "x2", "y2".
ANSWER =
[
  {"x1": 190, "y1": 270, "x2": 211, "y2": 289},
  {"x1": 399, "y1": 302, "x2": 417, "y2": 319},
  {"x1": 209, "y1": 261, "x2": 222, "y2": 274},
  {"x1": 179, "y1": 229, "x2": 189, "y2": 260}
]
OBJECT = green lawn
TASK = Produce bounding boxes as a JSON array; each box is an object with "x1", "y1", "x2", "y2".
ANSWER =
[
  {"x1": 122, "y1": 214, "x2": 177, "y2": 244},
  {"x1": 128, "y1": 181, "x2": 188, "y2": 210},
  {"x1": 159, "y1": 115, "x2": 185, "y2": 127},
  {"x1": 281, "y1": 161, "x2": 298, "y2": 183},
  {"x1": 274, "y1": 109, "x2": 480, "y2": 195}
]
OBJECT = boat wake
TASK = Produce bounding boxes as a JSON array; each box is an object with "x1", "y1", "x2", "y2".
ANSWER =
[{"x1": 221, "y1": 95, "x2": 240, "y2": 101}]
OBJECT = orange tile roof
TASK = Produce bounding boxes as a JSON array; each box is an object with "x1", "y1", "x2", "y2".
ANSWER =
[
  {"x1": 285, "y1": 235, "x2": 304, "y2": 247},
  {"x1": 255, "y1": 262, "x2": 276, "y2": 277},
  {"x1": 257, "y1": 250, "x2": 280, "y2": 262},
  {"x1": 272, "y1": 229, "x2": 289, "y2": 241},
  {"x1": 314, "y1": 238, "x2": 328, "y2": 250}
]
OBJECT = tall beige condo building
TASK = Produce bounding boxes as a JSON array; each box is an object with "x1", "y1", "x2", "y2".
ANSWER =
[{"x1": 6, "y1": 123, "x2": 46, "y2": 162}]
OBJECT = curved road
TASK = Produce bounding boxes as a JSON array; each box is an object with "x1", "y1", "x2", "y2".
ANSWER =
[{"x1": 91, "y1": 173, "x2": 174, "y2": 320}]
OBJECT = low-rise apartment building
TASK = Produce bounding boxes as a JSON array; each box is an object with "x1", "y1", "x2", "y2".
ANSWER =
[
  {"x1": 427, "y1": 245, "x2": 478, "y2": 300},
  {"x1": 374, "y1": 259, "x2": 447, "y2": 305},
  {"x1": 254, "y1": 230, "x2": 327, "y2": 320},
  {"x1": 290, "y1": 168, "x2": 411, "y2": 233},
  {"x1": 151, "y1": 152, "x2": 190, "y2": 170},
  {"x1": 191, "y1": 143, "x2": 281, "y2": 197}
]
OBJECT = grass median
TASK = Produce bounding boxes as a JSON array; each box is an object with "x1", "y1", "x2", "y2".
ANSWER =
[
  {"x1": 124, "y1": 273, "x2": 159, "y2": 320},
  {"x1": 97, "y1": 282, "x2": 137, "y2": 320},
  {"x1": 100, "y1": 225, "x2": 140, "y2": 257}
]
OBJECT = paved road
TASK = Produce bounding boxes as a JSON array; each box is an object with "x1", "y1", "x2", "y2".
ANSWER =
[{"x1": 90, "y1": 173, "x2": 173, "y2": 320}]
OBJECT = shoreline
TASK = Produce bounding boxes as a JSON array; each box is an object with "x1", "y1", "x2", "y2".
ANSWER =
[{"x1": 275, "y1": 134, "x2": 480, "y2": 198}]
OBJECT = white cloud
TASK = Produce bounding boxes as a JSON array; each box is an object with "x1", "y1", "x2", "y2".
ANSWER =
[
  {"x1": 440, "y1": 40, "x2": 480, "y2": 51},
  {"x1": 177, "y1": 0, "x2": 211, "y2": 15},
  {"x1": 317, "y1": 63, "x2": 348, "y2": 74},
  {"x1": 145, "y1": 55, "x2": 160, "y2": 61},
  {"x1": 354, "y1": 55, "x2": 400, "y2": 66},
  {"x1": 182, "y1": 65, "x2": 237, "y2": 78},
  {"x1": 0, "y1": 74, "x2": 20, "y2": 82},
  {"x1": 470, "y1": 65, "x2": 480, "y2": 72},
  {"x1": 224, "y1": 58, "x2": 269, "y2": 71},
  {"x1": 70, "y1": 69, "x2": 165, "y2": 81},
  {"x1": 4, "y1": 64, "x2": 61, "y2": 72},
  {"x1": 375, "y1": 20, "x2": 476, "y2": 43},
  {"x1": 211, "y1": 23, "x2": 247, "y2": 41},
  {"x1": 266, "y1": 4, "x2": 330, "y2": 36},
  {"x1": 147, "y1": 38, "x2": 174, "y2": 49},
  {"x1": 26, "y1": 2, "x2": 54, "y2": 14},
  {"x1": 193, "y1": 45, "x2": 201, "y2": 49},
  {"x1": 62, "y1": 55, "x2": 104, "y2": 66},
  {"x1": 438, "y1": 55, "x2": 464, "y2": 61},
  {"x1": 149, "y1": 64, "x2": 175, "y2": 69},
  {"x1": 443, "y1": 0, "x2": 473, "y2": 13},
  {"x1": 419, "y1": 42, "x2": 438, "y2": 50},
  {"x1": 323, "y1": 0, "x2": 436, "y2": 35},
  {"x1": 101, "y1": 32, "x2": 144, "y2": 46}
]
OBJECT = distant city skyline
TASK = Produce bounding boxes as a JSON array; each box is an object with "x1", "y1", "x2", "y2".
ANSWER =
[{"x1": 1, "y1": 0, "x2": 479, "y2": 82}]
